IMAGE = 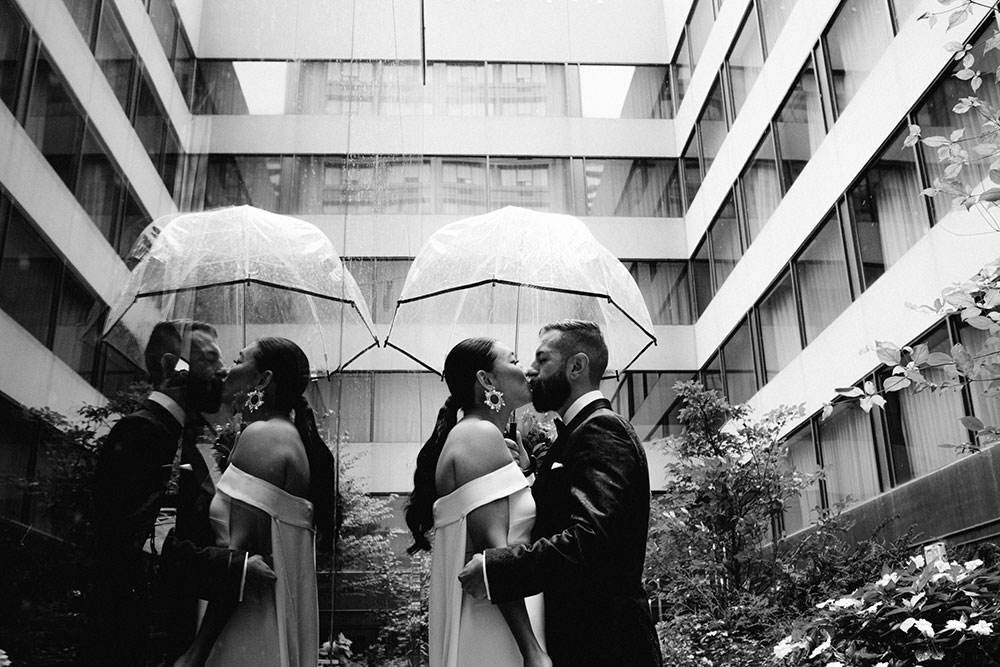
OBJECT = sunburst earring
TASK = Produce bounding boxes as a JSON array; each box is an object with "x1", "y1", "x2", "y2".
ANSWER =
[
  {"x1": 245, "y1": 387, "x2": 265, "y2": 413},
  {"x1": 483, "y1": 387, "x2": 505, "y2": 412}
]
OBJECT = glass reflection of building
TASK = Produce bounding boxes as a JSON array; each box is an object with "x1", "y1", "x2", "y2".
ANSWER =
[{"x1": 4, "y1": 0, "x2": 1000, "y2": 649}]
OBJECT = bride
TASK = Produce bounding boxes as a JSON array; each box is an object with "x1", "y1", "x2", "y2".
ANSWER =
[{"x1": 406, "y1": 337, "x2": 550, "y2": 667}]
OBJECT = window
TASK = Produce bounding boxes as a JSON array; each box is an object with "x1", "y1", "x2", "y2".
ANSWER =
[
  {"x1": 782, "y1": 423, "x2": 820, "y2": 534},
  {"x1": 674, "y1": 33, "x2": 692, "y2": 107},
  {"x1": 117, "y1": 188, "x2": 150, "y2": 262},
  {"x1": 758, "y1": 270, "x2": 800, "y2": 381},
  {"x1": 439, "y1": 158, "x2": 488, "y2": 213},
  {"x1": 913, "y1": 23, "x2": 1000, "y2": 222},
  {"x1": 958, "y1": 323, "x2": 1000, "y2": 431},
  {"x1": 173, "y1": 29, "x2": 196, "y2": 105},
  {"x1": 847, "y1": 124, "x2": 928, "y2": 290},
  {"x1": 584, "y1": 159, "x2": 682, "y2": 217},
  {"x1": 728, "y1": 3, "x2": 764, "y2": 116},
  {"x1": 435, "y1": 62, "x2": 487, "y2": 116},
  {"x1": 203, "y1": 155, "x2": 282, "y2": 211},
  {"x1": 702, "y1": 351, "x2": 724, "y2": 393},
  {"x1": 880, "y1": 323, "x2": 967, "y2": 484},
  {"x1": 819, "y1": 401, "x2": 880, "y2": 508},
  {"x1": 61, "y1": 0, "x2": 100, "y2": 47},
  {"x1": 0, "y1": 207, "x2": 60, "y2": 345},
  {"x1": 491, "y1": 158, "x2": 568, "y2": 213},
  {"x1": 721, "y1": 317, "x2": 756, "y2": 405},
  {"x1": 626, "y1": 261, "x2": 692, "y2": 325},
  {"x1": 824, "y1": 0, "x2": 894, "y2": 116},
  {"x1": 682, "y1": 133, "x2": 702, "y2": 208},
  {"x1": 891, "y1": 0, "x2": 925, "y2": 31},
  {"x1": 688, "y1": 0, "x2": 715, "y2": 69},
  {"x1": 692, "y1": 238, "x2": 712, "y2": 317},
  {"x1": 0, "y1": 0, "x2": 29, "y2": 112},
  {"x1": 52, "y1": 269, "x2": 98, "y2": 382},
  {"x1": 77, "y1": 126, "x2": 124, "y2": 243},
  {"x1": 133, "y1": 73, "x2": 167, "y2": 165},
  {"x1": 147, "y1": 0, "x2": 177, "y2": 58},
  {"x1": 621, "y1": 372, "x2": 695, "y2": 440},
  {"x1": 794, "y1": 212, "x2": 852, "y2": 343},
  {"x1": 25, "y1": 49, "x2": 86, "y2": 190},
  {"x1": 94, "y1": 1, "x2": 135, "y2": 110},
  {"x1": 774, "y1": 58, "x2": 826, "y2": 191},
  {"x1": 759, "y1": 0, "x2": 799, "y2": 54},
  {"x1": 492, "y1": 63, "x2": 566, "y2": 117},
  {"x1": 740, "y1": 129, "x2": 781, "y2": 243},
  {"x1": 709, "y1": 193, "x2": 741, "y2": 291},
  {"x1": 697, "y1": 74, "x2": 728, "y2": 174}
]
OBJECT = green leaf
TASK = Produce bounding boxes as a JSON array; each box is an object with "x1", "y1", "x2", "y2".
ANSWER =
[
  {"x1": 922, "y1": 135, "x2": 950, "y2": 147},
  {"x1": 948, "y1": 8, "x2": 968, "y2": 28},
  {"x1": 883, "y1": 376, "x2": 911, "y2": 392},
  {"x1": 926, "y1": 352, "x2": 955, "y2": 366},
  {"x1": 980, "y1": 188, "x2": 1000, "y2": 202},
  {"x1": 836, "y1": 386, "x2": 864, "y2": 398},
  {"x1": 875, "y1": 341, "x2": 902, "y2": 365},
  {"x1": 966, "y1": 315, "x2": 995, "y2": 330},
  {"x1": 950, "y1": 127, "x2": 966, "y2": 142},
  {"x1": 955, "y1": 68, "x2": 976, "y2": 81},
  {"x1": 944, "y1": 41, "x2": 966, "y2": 52},
  {"x1": 961, "y1": 416, "x2": 985, "y2": 431}
]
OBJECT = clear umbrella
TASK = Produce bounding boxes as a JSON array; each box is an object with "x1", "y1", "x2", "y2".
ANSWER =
[
  {"x1": 384, "y1": 206, "x2": 656, "y2": 377},
  {"x1": 103, "y1": 205, "x2": 378, "y2": 376}
]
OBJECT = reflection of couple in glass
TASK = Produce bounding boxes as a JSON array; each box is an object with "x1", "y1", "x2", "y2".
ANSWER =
[
  {"x1": 94, "y1": 320, "x2": 333, "y2": 666},
  {"x1": 406, "y1": 320, "x2": 663, "y2": 667}
]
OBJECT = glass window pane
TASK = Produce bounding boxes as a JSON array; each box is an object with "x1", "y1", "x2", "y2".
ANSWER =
[
  {"x1": 847, "y1": 124, "x2": 928, "y2": 290},
  {"x1": 95, "y1": 2, "x2": 135, "y2": 110},
  {"x1": 759, "y1": 0, "x2": 799, "y2": 53},
  {"x1": 892, "y1": 0, "x2": 924, "y2": 31},
  {"x1": 692, "y1": 238, "x2": 712, "y2": 318},
  {"x1": 490, "y1": 158, "x2": 571, "y2": 213},
  {"x1": 147, "y1": 0, "x2": 177, "y2": 58},
  {"x1": 795, "y1": 212, "x2": 852, "y2": 343},
  {"x1": 439, "y1": 157, "x2": 487, "y2": 214},
  {"x1": 722, "y1": 318, "x2": 756, "y2": 405},
  {"x1": 433, "y1": 62, "x2": 486, "y2": 116},
  {"x1": 0, "y1": 209, "x2": 59, "y2": 345},
  {"x1": 193, "y1": 60, "x2": 249, "y2": 114},
  {"x1": 204, "y1": 155, "x2": 282, "y2": 211},
  {"x1": 133, "y1": 74, "x2": 166, "y2": 164},
  {"x1": 675, "y1": 33, "x2": 692, "y2": 106},
  {"x1": 824, "y1": 0, "x2": 893, "y2": 116},
  {"x1": 740, "y1": 129, "x2": 781, "y2": 242},
  {"x1": 782, "y1": 424, "x2": 820, "y2": 534},
  {"x1": 624, "y1": 372, "x2": 694, "y2": 440},
  {"x1": 710, "y1": 193, "x2": 741, "y2": 290},
  {"x1": 579, "y1": 65, "x2": 671, "y2": 119},
  {"x1": 584, "y1": 158, "x2": 682, "y2": 217},
  {"x1": 626, "y1": 261, "x2": 692, "y2": 325},
  {"x1": 373, "y1": 373, "x2": 449, "y2": 442},
  {"x1": 820, "y1": 401, "x2": 880, "y2": 508},
  {"x1": 492, "y1": 62, "x2": 566, "y2": 117},
  {"x1": 883, "y1": 324, "x2": 966, "y2": 483},
  {"x1": 775, "y1": 59, "x2": 825, "y2": 191},
  {"x1": 52, "y1": 269, "x2": 98, "y2": 383},
  {"x1": 914, "y1": 25, "x2": 1000, "y2": 222},
  {"x1": 318, "y1": 373, "x2": 372, "y2": 442},
  {"x1": 728, "y1": 4, "x2": 764, "y2": 116},
  {"x1": 697, "y1": 75, "x2": 728, "y2": 174},
  {"x1": 173, "y1": 31, "x2": 196, "y2": 106},
  {"x1": 77, "y1": 127, "x2": 123, "y2": 243},
  {"x1": 0, "y1": 0, "x2": 29, "y2": 112},
  {"x1": 702, "y1": 352, "x2": 723, "y2": 393},
  {"x1": 61, "y1": 0, "x2": 100, "y2": 47},
  {"x1": 683, "y1": 134, "x2": 702, "y2": 207},
  {"x1": 688, "y1": 0, "x2": 715, "y2": 68},
  {"x1": 25, "y1": 50, "x2": 86, "y2": 190},
  {"x1": 759, "y1": 271, "x2": 800, "y2": 381},
  {"x1": 117, "y1": 188, "x2": 150, "y2": 263},
  {"x1": 959, "y1": 323, "x2": 1000, "y2": 432}
]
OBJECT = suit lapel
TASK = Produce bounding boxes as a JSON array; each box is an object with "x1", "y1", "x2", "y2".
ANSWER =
[{"x1": 545, "y1": 397, "x2": 612, "y2": 465}]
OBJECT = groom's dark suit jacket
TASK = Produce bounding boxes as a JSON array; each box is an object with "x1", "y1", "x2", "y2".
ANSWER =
[
  {"x1": 94, "y1": 398, "x2": 247, "y2": 665},
  {"x1": 485, "y1": 398, "x2": 662, "y2": 666}
]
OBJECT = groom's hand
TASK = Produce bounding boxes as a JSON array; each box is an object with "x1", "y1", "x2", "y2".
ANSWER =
[
  {"x1": 458, "y1": 553, "x2": 488, "y2": 600},
  {"x1": 244, "y1": 554, "x2": 277, "y2": 594}
]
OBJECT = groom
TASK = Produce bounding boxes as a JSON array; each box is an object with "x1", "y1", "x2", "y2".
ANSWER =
[{"x1": 459, "y1": 319, "x2": 662, "y2": 666}]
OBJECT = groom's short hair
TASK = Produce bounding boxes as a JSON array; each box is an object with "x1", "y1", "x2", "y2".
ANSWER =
[
  {"x1": 144, "y1": 319, "x2": 217, "y2": 386},
  {"x1": 539, "y1": 319, "x2": 608, "y2": 383}
]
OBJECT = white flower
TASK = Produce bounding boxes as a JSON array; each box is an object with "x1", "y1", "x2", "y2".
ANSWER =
[
  {"x1": 933, "y1": 559, "x2": 952, "y2": 573},
  {"x1": 809, "y1": 634, "x2": 832, "y2": 658},
  {"x1": 833, "y1": 597, "x2": 862, "y2": 608},
  {"x1": 875, "y1": 663, "x2": 889, "y2": 667},
  {"x1": 945, "y1": 619, "x2": 967, "y2": 632},
  {"x1": 964, "y1": 558, "x2": 984, "y2": 572},
  {"x1": 900, "y1": 617, "x2": 936, "y2": 637},
  {"x1": 970, "y1": 620, "x2": 993, "y2": 635},
  {"x1": 826, "y1": 662, "x2": 844, "y2": 667},
  {"x1": 904, "y1": 592, "x2": 926, "y2": 608},
  {"x1": 816, "y1": 598, "x2": 835, "y2": 609},
  {"x1": 0, "y1": 649, "x2": 10, "y2": 667},
  {"x1": 877, "y1": 572, "x2": 899, "y2": 587},
  {"x1": 861, "y1": 601, "x2": 883, "y2": 615},
  {"x1": 910, "y1": 554, "x2": 926, "y2": 568},
  {"x1": 772, "y1": 636, "x2": 803, "y2": 660}
]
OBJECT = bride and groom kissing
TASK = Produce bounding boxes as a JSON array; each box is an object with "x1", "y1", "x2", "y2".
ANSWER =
[{"x1": 406, "y1": 319, "x2": 663, "y2": 667}]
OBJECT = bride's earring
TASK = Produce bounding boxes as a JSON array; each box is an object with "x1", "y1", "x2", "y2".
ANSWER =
[
  {"x1": 245, "y1": 387, "x2": 265, "y2": 413},
  {"x1": 483, "y1": 387, "x2": 505, "y2": 412}
]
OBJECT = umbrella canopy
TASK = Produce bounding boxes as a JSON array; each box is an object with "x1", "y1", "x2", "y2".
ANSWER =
[
  {"x1": 384, "y1": 206, "x2": 655, "y2": 377},
  {"x1": 103, "y1": 205, "x2": 377, "y2": 377}
]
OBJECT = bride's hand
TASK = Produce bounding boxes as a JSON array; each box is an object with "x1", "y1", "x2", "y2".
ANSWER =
[{"x1": 505, "y1": 431, "x2": 532, "y2": 473}]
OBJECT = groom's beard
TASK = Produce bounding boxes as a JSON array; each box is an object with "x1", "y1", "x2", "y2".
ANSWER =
[
  {"x1": 530, "y1": 367, "x2": 572, "y2": 413},
  {"x1": 187, "y1": 374, "x2": 225, "y2": 414}
]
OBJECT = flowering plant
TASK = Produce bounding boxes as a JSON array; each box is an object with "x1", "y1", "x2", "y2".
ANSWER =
[{"x1": 774, "y1": 553, "x2": 1000, "y2": 666}]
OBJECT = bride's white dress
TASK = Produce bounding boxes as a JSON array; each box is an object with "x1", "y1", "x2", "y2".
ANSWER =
[
  {"x1": 429, "y1": 460, "x2": 545, "y2": 667},
  {"x1": 205, "y1": 464, "x2": 318, "y2": 667}
]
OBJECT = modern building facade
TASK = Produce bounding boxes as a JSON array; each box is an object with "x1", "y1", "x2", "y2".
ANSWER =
[{"x1": 4, "y1": 0, "x2": 1000, "y2": 646}]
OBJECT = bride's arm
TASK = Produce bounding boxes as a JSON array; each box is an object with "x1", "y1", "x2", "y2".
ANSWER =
[{"x1": 460, "y1": 425, "x2": 550, "y2": 667}]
